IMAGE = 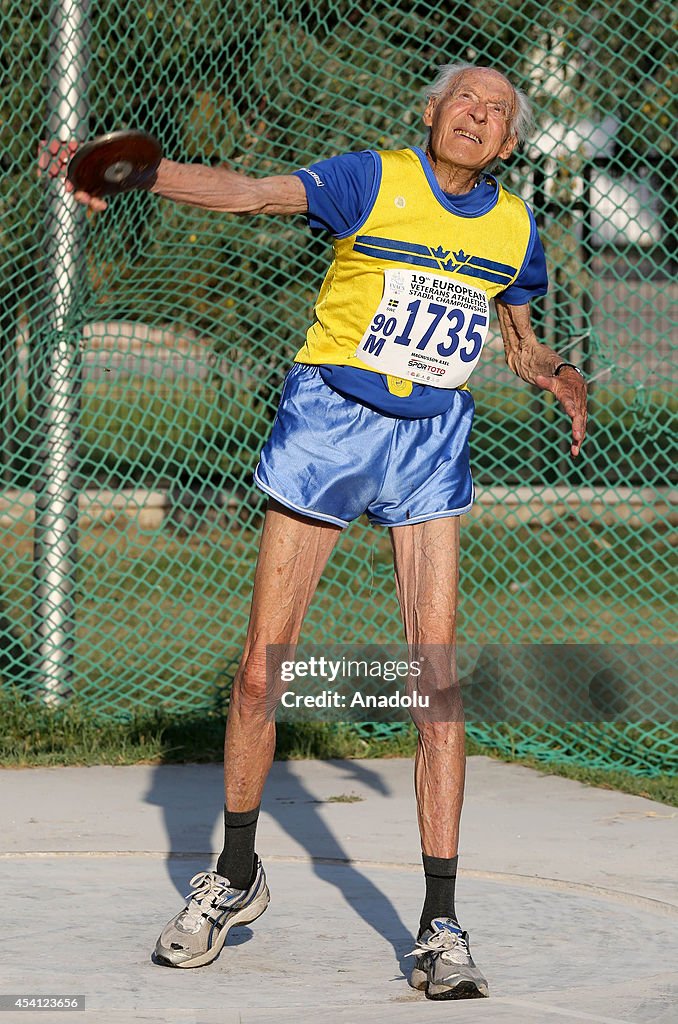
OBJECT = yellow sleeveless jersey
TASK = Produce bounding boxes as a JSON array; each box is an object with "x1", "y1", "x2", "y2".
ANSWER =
[{"x1": 294, "y1": 148, "x2": 533, "y2": 389}]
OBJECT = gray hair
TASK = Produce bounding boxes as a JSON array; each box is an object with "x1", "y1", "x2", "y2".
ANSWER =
[{"x1": 426, "y1": 62, "x2": 534, "y2": 149}]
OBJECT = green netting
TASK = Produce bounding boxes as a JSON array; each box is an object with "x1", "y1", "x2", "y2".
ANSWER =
[{"x1": 0, "y1": 1, "x2": 675, "y2": 776}]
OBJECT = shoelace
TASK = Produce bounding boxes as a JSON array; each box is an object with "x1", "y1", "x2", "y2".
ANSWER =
[
  {"x1": 180, "y1": 871, "x2": 238, "y2": 933},
  {"x1": 406, "y1": 929, "x2": 471, "y2": 966}
]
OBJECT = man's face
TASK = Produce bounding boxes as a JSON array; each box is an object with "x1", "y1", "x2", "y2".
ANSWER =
[{"x1": 423, "y1": 69, "x2": 518, "y2": 172}]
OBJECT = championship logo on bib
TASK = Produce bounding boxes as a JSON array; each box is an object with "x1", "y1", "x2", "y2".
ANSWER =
[{"x1": 356, "y1": 269, "x2": 490, "y2": 389}]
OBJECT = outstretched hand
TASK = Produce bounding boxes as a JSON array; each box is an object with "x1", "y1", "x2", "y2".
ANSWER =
[
  {"x1": 535, "y1": 367, "x2": 588, "y2": 457},
  {"x1": 37, "y1": 139, "x2": 108, "y2": 212}
]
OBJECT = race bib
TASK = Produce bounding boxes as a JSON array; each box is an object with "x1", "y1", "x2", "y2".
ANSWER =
[{"x1": 356, "y1": 269, "x2": 490, "y2": 388}]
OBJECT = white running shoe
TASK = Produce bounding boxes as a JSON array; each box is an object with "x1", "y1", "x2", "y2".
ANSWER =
[
  {"x1": 154, "y1": 859, "x2": 269, "y2": 968},
  {"x1": 407, "y1": 917, "x2": 489, "y2": 999}
]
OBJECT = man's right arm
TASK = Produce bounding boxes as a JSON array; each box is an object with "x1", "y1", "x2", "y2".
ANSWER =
[
  {"x1": 150, "y1": 159, "x2": 308, "y2": 216},
  {"x1": 72, "y1": 157, "x2": 308, "y2": 217}
]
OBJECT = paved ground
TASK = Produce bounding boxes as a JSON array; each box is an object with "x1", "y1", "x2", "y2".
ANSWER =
[{"x1": 2, "y1": 756, "x2": 677, "y2": 1023}]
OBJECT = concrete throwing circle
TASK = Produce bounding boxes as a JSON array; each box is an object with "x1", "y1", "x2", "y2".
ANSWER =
[{"x1": 2, "y1": 854, "x2": 677, "y2": 1023}]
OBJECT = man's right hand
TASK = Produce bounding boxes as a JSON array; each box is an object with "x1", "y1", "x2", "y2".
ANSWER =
[
  {"x1": 38, "y1": 138, "x2": 108, "y2": 213},
  {"x1": 71, "y1": 186, "x2": 108, "y2": 213}
]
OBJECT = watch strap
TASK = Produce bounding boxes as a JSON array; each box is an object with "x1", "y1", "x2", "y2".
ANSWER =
[{"x1": 553, "y1": 362, "x2": 584, "y2": 377}]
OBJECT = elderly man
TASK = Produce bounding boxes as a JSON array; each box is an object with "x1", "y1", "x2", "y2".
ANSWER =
[{"x1": 74, "y1": 62, "x2": 586, "y2": 999}]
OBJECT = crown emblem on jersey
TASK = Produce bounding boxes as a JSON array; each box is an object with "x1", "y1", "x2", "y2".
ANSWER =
[{"x1": 428, "y1": 246, "x2": 470, "y2": 270}]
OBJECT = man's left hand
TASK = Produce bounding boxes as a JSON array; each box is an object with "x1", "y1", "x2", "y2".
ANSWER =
[{"x1": 535, "y1": 367, "x2": 588, "y2": 458}]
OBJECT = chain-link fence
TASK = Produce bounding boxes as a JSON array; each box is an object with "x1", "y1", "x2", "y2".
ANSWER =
[{"x1": 0, "y1": 1, "x2": 675, "y2": 775}]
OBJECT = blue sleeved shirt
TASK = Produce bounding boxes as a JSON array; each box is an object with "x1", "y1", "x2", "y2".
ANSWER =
[{"x1": 294, "y1": 149, "x2": 548, "y2": 305}]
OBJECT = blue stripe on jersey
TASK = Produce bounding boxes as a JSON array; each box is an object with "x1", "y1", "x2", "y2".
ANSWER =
[
  {"x1": 454, "y1": 264, "x2": 513, "y2": 286},
  {"x1": 353, "y1": 243, "x2": 442, "y2": 271},
  {"x1": 356, "y1": 234, "x2": 434, "y2": 257},
  {"x1": 467, "y1": 254, "x2": 518, "y2": 277},
  {"x1": 353, "y1": 234, "x2": 516, "y2": 285}
]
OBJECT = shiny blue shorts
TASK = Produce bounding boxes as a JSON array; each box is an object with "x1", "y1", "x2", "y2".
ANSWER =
[{"x1": 254, "y1": 364, "x2": 475, "y2": 528}]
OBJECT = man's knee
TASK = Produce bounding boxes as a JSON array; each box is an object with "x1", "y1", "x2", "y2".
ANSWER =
[
  {"x1": 408, "y1": 676, "x2": 464, "y2": 732},
  {"x1": 231, "y1": 645, "x2": 293, "y2": 717},
  {"x1": 411, "y1": 714, "x2": 465, "y2": 747},
  {"x1": 231, "y1": 649, "x2": 271, "y2": 708}
]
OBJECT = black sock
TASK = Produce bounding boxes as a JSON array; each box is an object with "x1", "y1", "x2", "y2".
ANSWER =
[
  {"x1": 419, "y1": 853, "x2": 459, "y2": 937},
  {"x1": 215, "y1": 805, "x2": 260, "y2": 889}
]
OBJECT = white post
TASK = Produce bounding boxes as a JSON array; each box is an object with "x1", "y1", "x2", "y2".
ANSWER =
[{"x1": 33, "y1": 0, "x2": 89, "y2": 705}]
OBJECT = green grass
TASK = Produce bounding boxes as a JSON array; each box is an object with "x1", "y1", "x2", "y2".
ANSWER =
[{"x1": 0, "y1": 692, "x2": 675, "y2": 805}]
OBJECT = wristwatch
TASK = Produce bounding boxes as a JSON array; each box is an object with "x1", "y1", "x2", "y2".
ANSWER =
[{"x1": 553, "y1": 362, "x2": 584, "y2": 378}]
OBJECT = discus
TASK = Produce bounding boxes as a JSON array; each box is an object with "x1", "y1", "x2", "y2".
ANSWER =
[{"x1": 66, "y1": 129, "x2": 162, "y2": 197}]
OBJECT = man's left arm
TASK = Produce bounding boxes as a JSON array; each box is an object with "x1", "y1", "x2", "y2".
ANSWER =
[{"x1": 495, "y1": 299, "x2": 588, "y2": 458}]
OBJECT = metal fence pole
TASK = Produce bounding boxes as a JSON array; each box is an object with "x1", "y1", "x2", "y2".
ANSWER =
[{"x1": 33, "y1": 0, "x2": 90, "y2": 705}]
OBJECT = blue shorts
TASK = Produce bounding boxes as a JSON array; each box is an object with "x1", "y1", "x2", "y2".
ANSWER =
[{"x1": 254, "y1": 364, "x2": 475, "y2": 528}]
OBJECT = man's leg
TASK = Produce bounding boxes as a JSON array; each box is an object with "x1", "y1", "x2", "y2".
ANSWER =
[
  {"x1": 390, "y1": 516, "x2": 488, "y2": 999},
  {"x1": 219, "y1": 500, "x2": 341, "y2": 872},
  {"x1": 154, "y1": 499, "x2": 341, "y2": 968},
  {"x1": 390, "y1": 516, "x2": 463, "y2": 862}
]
